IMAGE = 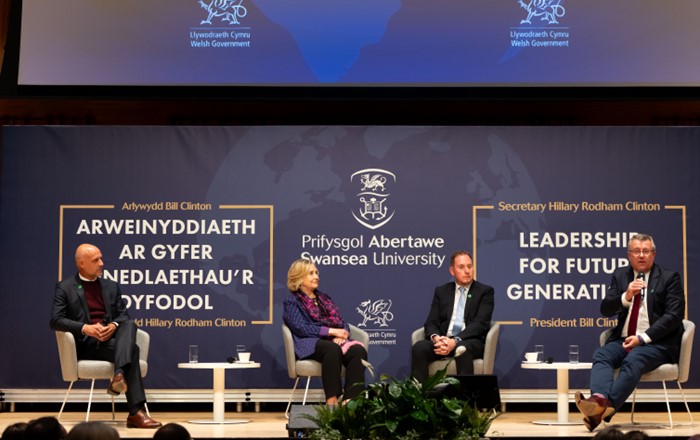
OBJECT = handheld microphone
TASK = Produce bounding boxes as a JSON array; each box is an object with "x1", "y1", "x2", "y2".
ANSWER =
[
  {"x1": 637, "y1": 273, "x2": 645, "y2": 300},
  {"x1": 227, "y1": 356, "x2": 237, "y2": 364}
]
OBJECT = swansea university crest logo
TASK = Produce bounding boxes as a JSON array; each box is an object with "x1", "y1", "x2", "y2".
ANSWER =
[
  {"x1": 198, "y1": 0, "x2": 247, "y2": 25},
  {"x1": 518, "y1": 0, "x2": 565, "y2": 25},
  {"x1": 350, "y1": 168, "x2": 396, "y2": 230},
  {"x1": 356, "y1": 299, "x2": 394, "y2": 328}
]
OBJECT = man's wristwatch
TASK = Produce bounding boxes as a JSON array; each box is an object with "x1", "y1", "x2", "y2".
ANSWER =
[{"x1": 453, "y1": 336, "x2": 462, "y2": 343}]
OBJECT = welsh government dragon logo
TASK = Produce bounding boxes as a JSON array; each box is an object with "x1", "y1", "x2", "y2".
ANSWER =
[
  {"x1": 350, "y1": 168, "x2": 396, "y2": 230},
  {"x1": 199, "y1": 0, "x2": 247, "y2": 25},
  {"x1": 356, "y1": 299, "x2": 394, "y2": 328},
  {"x1": 518, "y1": 0, "x2": 565, "y2": 25}
]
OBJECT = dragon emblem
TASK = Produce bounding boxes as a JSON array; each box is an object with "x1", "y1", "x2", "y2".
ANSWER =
[
  {"x1": 356, "y1": 299, "x2": 394, "y2": 328},
  {"x1": 199, "y1": 0, "x2": 248, "y2": 25},
  {"x1": 518, "y1": 0, "x2": 565, "y2": 25},
  {"x1": 360, "y1": 174, "x2": 387, "y2": 192}
]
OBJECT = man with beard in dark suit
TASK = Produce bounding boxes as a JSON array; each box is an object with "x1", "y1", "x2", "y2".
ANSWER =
[
  {"x1": 411, "y1": 250, "x2": 495, "y2": 383},
  {"x1": 50, "y1": 243, "x2": 162, "y2": 429},
  {"x1": 575, "y1": 233, "x2": 685, "y2": 431}
]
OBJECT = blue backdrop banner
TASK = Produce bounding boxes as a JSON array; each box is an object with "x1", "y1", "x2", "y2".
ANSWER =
[{"x1": 0, "y1": 126, "x2": 697, "y2": 391}]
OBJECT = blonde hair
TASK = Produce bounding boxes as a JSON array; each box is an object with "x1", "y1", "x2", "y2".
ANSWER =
[{"x1": 287, "y1": 258, "x2": 316, "y2": 292}]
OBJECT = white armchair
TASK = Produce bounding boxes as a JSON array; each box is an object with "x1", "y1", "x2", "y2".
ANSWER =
[
  {"x1": 55, "y1": 329, "x2": 150, "y2": 421},
  {"x1": 598, "y1": 319, "x2": 695, "y2": 428},
  {"x1": 282, "y1": 323, "x2": 369, "y2": 418},
  {"x1": 411, "y1": 321, "x2": 500, "y2": 376}
]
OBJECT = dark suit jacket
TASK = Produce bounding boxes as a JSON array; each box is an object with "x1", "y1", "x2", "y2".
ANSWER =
[
  {"x1": 601, "y1": 263, "x2": 685, "y2": 362},
  {"x1": 423, "y1": 280, "x2": 495, "y2": 345},
  {"x1": 50, "y1": 274, "x2": 130, "y2": 344}
]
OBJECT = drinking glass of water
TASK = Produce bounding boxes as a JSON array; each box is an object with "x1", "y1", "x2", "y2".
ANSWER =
[
  {"x1": 569, "y1": 345, "x2": 579, "y2": 364},
  {"x1": 535, "y1": 345, "x2": 544, "y2": 363}
]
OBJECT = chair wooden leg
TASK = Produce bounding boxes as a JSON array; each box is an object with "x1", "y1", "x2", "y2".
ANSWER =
[
  {"x1": 630, "y1": 388, "x2": 638, "y2": 424},
  {"x1": 285, "y1": 377, "x2": 301, "y2": 419},
  {"x1": 58, "y1": 381, "x2": 76, "y2": 421},
  {"x1": 86, "y1": 379, "x2": 96, "y2": 422}
]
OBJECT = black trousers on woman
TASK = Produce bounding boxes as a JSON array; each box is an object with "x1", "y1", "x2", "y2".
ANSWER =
[{"x1": 310, "y1": 339, "x2": 367, "y2": 400}]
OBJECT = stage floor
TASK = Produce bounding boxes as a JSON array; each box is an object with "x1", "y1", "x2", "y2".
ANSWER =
[{"x1": 1, "y1": 410, "x2": 697, "y2": 439}]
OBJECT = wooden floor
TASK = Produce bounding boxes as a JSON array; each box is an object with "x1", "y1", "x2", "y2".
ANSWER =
[{"x1": 1, "y1": 410, "x2": 697, "y2": 439}]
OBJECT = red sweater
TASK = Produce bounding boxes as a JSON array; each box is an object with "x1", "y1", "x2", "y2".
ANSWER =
[{"x1": 82, "y1": 279, "x2": 106, "y2": 324}]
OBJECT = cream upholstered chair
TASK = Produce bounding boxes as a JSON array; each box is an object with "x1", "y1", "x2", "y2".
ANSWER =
[
  {"x1": 411, "y1": 321, "x2": 500, "y2": 376},
  {"x1": 282, "y1": 323, "x2": 370, "y2": 418},
  {"x1": 599, "y1": 319, "x2": 695, "y2": 428},
  {"x1": 55, "y1": 329, "x2": 150, "y2": 422}
]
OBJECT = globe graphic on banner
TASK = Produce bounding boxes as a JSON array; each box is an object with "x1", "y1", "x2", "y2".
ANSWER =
[{"x1": 200, "y1": 127, "x2": 546, "y2": 382}]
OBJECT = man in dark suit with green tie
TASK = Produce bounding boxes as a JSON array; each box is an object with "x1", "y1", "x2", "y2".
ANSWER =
[{"x1": 411, "y1": 250, "x2": 495, "y2": 383}]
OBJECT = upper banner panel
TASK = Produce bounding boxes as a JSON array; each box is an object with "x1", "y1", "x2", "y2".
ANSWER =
[{"x1": 17, "y1": 1, "x2": 700, "y2": 86}]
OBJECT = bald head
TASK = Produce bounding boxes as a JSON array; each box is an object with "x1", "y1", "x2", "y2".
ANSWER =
[{"x1": 75, "y1": 244, "x2": 103, "y2": 280}]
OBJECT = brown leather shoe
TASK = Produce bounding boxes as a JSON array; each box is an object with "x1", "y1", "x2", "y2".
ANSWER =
[
  {"x1": 583, "y1": 414, "x2": 603, "y2": 432},
  {"x1": 575, "y1": 391, "x2": 614, "y2": 431},
  {"x1": 126, "y1": 409, "x2": 162, "y2": 429},
  {"x1": 583, "y1": 407, "x2": 615, "y2": 432},
  {"x1": 107, "y1": 372, "x2": 127, "y2": 396}
]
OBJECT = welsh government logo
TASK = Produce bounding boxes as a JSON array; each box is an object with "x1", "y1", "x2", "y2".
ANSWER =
[
  {"x1": 350, "y1": 168, "x2": 396, "y2": 230},
  {"x1": 356, "y1": 299, "x2": 394, "y2": 328},
  {"x1": 198, "y1": 0, "x2": 247, "y2": 25},
  {"x1": 518, "y1": 0, "x2": 565, "y2": 25}
]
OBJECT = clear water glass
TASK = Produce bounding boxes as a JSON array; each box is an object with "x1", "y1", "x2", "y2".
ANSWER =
[
  {"x1": 535, "y1": 345, "x2": 544, "y2": 363},
  {"x1": 188, "y1": 345, "x2": 198, "y2": 363},
  {"x1": 569, "y1": 344, "x2": 579, "y2": 363}
]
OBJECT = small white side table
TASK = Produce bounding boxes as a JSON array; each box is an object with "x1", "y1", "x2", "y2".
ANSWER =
[
  {"x1": 178, "y1": 361, "x2": 261, "y2": 424},
  {"x1": 520, "y1": 361, "x2": 592, "y2": 425}
]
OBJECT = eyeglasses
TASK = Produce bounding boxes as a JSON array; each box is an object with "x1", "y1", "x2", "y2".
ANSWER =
[{"x1": 628, "y1": 249, "x2": 654, "y2": 256}]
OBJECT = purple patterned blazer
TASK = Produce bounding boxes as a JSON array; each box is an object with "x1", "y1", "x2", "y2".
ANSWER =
[{"x1": 283, "y1": 291, "x2": 350, "y2": 359}]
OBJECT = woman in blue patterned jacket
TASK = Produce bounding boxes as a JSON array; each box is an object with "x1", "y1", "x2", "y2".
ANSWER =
[{"x1": 283, "y1": 258, "x2": 368, "y2": 405}]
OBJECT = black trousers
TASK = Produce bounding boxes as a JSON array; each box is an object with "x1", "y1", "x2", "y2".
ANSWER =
[
  {"x1": 411, "y1": 338, "x2": 483, "y2": 383},
  {"x1": 309, "y1": 339, "x2": 367, "y2": 400},
  {"x1": 77, "y1": 320, "x2": 146, "y2": 415}
]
